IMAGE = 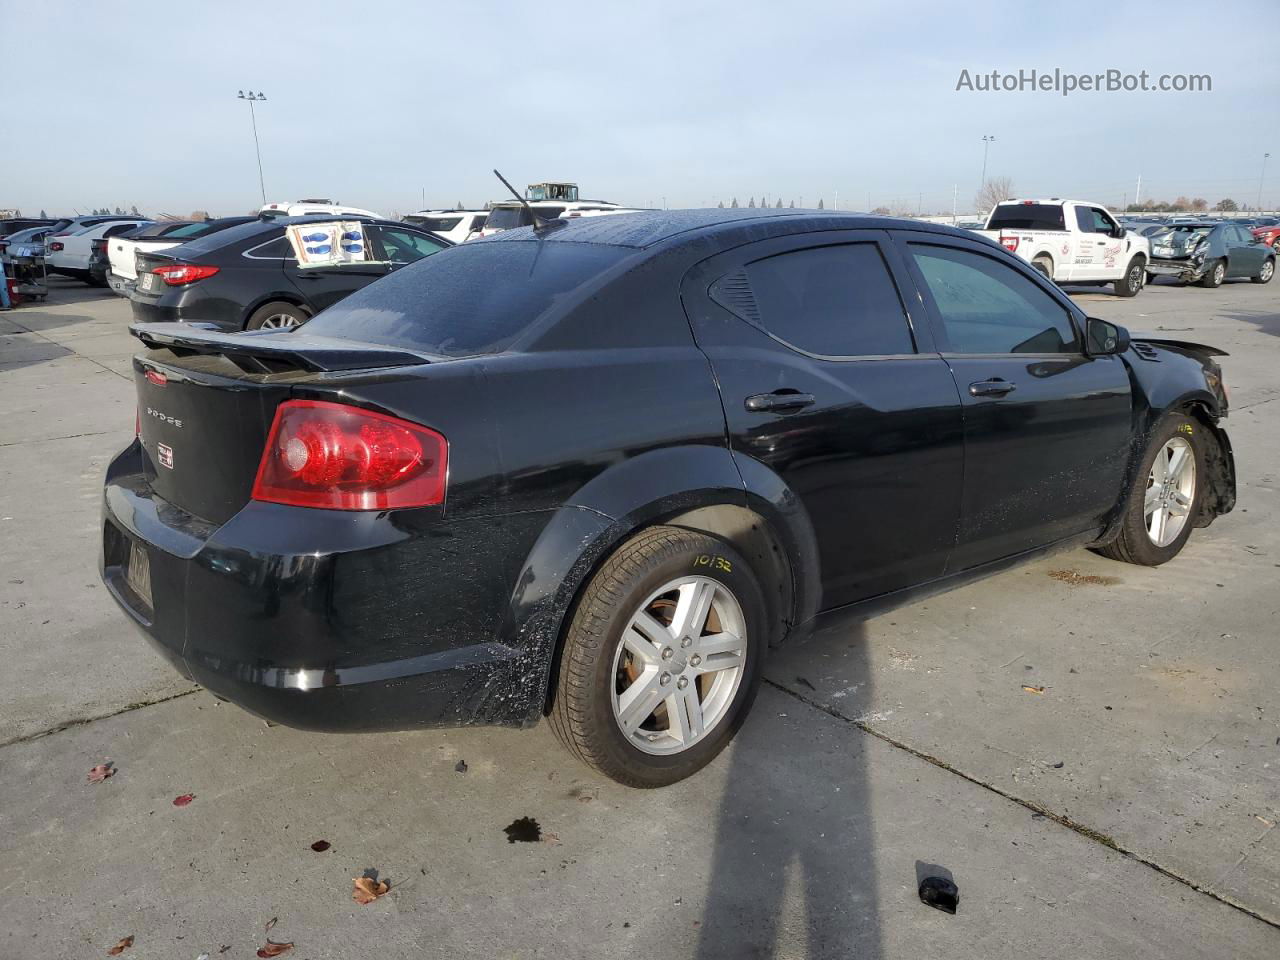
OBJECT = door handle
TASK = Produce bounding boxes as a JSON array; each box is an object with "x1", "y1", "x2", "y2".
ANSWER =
[
  {"x1": 744, "y1": 391, "x2": 816, "y2": 413},
  {"x1": 969, "y1": 378, "x2": 1017, "y2": 398}
]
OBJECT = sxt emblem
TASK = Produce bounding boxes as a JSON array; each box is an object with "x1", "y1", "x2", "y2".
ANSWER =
[{"x1": 158, "y1": 443, "x2": 174, "y2": 469}]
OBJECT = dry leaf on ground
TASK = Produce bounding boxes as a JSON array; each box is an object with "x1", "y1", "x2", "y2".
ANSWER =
[
  {"x1": 107, "y1": 935, "x2": 134, "y2": 955},
  {"x1": 352, "y1": 876, "x2": 390, "y2": 905},
  {"x1": 173, "y1": 793, "x2": 196, "y2": 807},
  {"x1": 88, "y1": 763, "x2": 115, "y2": 784},
  {"x1": 1021, "y1": 685, "x2": 1046, "y2": 695},
  {"x1": 256, "y1": 941, "x2": 293, "y2": 958}
]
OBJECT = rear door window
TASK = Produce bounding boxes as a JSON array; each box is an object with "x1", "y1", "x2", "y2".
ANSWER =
[
  {"x1": 730, "y1": 243, "x2": 915, "y2": 357},
  {"x1": 909, "y1": 243, "x2": 1080, "y2": 354}
]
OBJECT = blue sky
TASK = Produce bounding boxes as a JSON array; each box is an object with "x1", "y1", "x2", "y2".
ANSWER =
[{"x1": 4, "y1": 0, "x2": 1277, "y2": 217}]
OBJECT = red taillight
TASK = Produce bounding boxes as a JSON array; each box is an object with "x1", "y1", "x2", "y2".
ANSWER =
[
  {"x1": 145, "y1": 369, "x2": 167, "y2": 386},
  {"x1": 153, "y1": 264, "x2": 219, "y2": 286},
  {"x1": 251, "y1": 400, "x2": 448, "y2": 510},
  {"x1": 49, "y1": 241, "x2": 64, "y2": 252}
]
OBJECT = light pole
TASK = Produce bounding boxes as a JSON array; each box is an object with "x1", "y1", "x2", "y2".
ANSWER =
[
  {"x1": 237, "y1": 90, "x2": 268, "y2": 204},
  {"x1": 980, "y1": 135, "x2": 996, "y2": 191},
  {"x1": 1259, "y1": 152, "x2": 1271, "y2": 212}
]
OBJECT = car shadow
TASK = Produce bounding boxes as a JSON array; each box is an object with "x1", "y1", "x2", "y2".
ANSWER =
[
  {"x1": 1, "y1": 279, "x2": 128, "y2": 375},
  {"x1": 695, "y1": 620, "x2": 882, "y2": 959},
  {"x1": 1222, "y1": 310, "x2": 1280, "y2": 338}
]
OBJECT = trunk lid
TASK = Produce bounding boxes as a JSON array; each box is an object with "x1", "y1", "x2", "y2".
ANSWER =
[{"x1": 132, "y1": 323, "x2": 437, "y2": 524}]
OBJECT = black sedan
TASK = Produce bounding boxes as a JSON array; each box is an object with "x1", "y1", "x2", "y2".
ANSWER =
[
  {"x1": 1145, "y1": 221, "x2": 1276, "y2": 287},
  {"x1": 128, "y1": 216, "x2": 450, "y2": 330},
  {"x1": 102, "y1": 209, "x2": 1236, "y2": 787}
]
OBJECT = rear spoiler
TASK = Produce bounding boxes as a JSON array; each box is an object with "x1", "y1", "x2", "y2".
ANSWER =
[
  {"x1": 130, "y1": 322, "x2": 436, "y2": 373},
  {"x1": 1129, "y1": 334, "x2": 1229, "y2": 358}
]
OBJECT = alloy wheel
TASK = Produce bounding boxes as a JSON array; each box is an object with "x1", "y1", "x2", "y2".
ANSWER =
[
  {"x1": 611, "y1": 576, "x2": 747, "y2": 755},
  {"x1": 1213, "y1": 263, "x2": 1225, "y2": 285},
  {"x1": 1144, "y1": 436, "x2": 1196, "y2": 548},
  {"x1": 259, "y1": 313, "x2": 302, "y2": 329},
  {"x1": 1261, "y1": 260, "x2": 1274, "y2": 283}
]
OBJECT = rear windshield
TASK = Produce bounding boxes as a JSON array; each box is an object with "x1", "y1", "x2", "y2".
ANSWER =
[
  {"x1": 301, "y1": 241, "x2": 627, "y2": 357},
  {"x1": 419, "y1": 216, "x2": 462, "y2": 231},
  {"x1": 987, "y1": 204, "x2": 1067, "y2": 231}
]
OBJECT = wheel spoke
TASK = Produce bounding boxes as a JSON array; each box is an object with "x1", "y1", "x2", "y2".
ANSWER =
[
  {"x1": 1168, "y1": 491, "x2": 1191, "y2": 517},
  {"x1": 1150, "y1": 449, "x2": 1168, "y2": 484},
  {"x1": 623, "y1": 614, "x2": 667, "y2": 667},
  {"x1": 616, "y1": 668, "x2": 664, "y2": 734},
  {"x1": 693, "y1": 631, "x2": 746, "y2": 669},
  {"x1": 670, "y1": 580, "x2": 716, "y2": 641},
  {"x1": 665, "y1": 686, "x2": 704, "y2": 745},
  {"x1": 1166, "y1": 445, "x2": 1188, "y2": 483},
  {"x1": 1148, "y1": 505, "x2": 1164, "y2": 541}
]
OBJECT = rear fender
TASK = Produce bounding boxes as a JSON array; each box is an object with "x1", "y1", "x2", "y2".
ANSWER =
[{"x1": 492, "y1": 444, "x2": 820, "y2": 723}]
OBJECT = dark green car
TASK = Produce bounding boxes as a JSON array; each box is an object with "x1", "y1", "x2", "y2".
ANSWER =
[{"x1": 1145, "y1": 222, "x2": 1276, "y2": 287}]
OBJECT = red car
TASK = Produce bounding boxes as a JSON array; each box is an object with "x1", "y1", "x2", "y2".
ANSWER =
[{"x1": 1252, "y1": 222, "x2": 1280, "y2": 250}]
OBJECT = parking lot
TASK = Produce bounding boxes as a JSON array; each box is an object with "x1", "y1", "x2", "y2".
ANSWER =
[{"x1": 1, "y1": 277, "x2": 1277, "y2": 958}]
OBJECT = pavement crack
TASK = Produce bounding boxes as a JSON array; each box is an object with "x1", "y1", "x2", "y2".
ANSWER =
[
  {"x1": 0, "y1": 687, "x2": 199, "y2": 750},
  {"x1": 764, "y1": 676, "x2": 1280, "y2": 933}
]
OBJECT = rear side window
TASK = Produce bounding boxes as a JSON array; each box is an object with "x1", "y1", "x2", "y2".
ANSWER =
[
  {"x1": 421, "y1": 217, "x2": 462, "y2": 232},
  {"x1": 736, "y1": 244, "x2": 914, "y2": 357},
  {"x1": 909, "y1": 244, "x2": 1079, "y2": 354},
  {"x1": 987, "y1": 204, "x2": 1066, "y2": 232},
  {"x1": 301, "y1": 242, "x2": 627, "y2": 357}
]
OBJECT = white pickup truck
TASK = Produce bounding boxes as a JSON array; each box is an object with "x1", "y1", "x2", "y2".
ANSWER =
[{"x1": 974, "y1": 199, "x2": 1150, "y2": 297}]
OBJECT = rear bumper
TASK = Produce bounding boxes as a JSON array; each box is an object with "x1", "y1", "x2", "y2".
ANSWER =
[
  {"x1": 1147, "y1": 257, "x2": 1202, "y2": 279},
  {"x1": 100, "y1": 441, "x2": 549, "y2": 731},
  {"x1": 107, "y1": 272, "x2": 134, "y2": 297}
]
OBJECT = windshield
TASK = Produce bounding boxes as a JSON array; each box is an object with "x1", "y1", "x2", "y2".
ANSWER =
[
  {"x1": 987, "y1": 204, "x2": 1066, "y2": 231},
  {"x1": 301, "y1": 242, "x2": 627, "y2": 357}
]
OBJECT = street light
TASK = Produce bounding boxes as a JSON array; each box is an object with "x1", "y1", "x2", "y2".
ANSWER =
[
  {"x1": 237, "y1": 90, "x2": 268, "y2": 204},
  {"x1": 980, "y1": 135, "x2": 996, "y2": 190},
  {"x1": 1259, "y1": 152, "x2": 1271, "y2": 212}
]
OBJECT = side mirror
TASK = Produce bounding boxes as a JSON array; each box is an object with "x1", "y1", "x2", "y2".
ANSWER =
[{"x1": 1086, "y1": 317, "x2": 1130, "y2": 356}]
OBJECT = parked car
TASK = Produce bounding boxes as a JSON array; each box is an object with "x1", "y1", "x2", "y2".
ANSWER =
[
  {"x1": 404, "y1": 209, "x2": 490, "y2": 244},
  {"x1": 0, "y1": 217, "x2": 56, "y2": 237},
  {"x1": 87, "y1": 238, "x2": 113, "y2": 287},
  {"x1": 103, "y1": 209, "x2": 1236, "y2": 787},
  {"x1": 259, "y1": 200, "x2": 380, "y2": 219},
  {"x1": 1145, "y1": 222, "x2": 1275, "y2": 287},
  {"x1": 47, "y1": 218, "x2": 152, "y2": 280},
  {"x1": 1252, "y1": 222, "x2": 1280, "y2": 251},
  {"x1": 975, "y1": 199, "x2": 1151, "y2": 296},
  {"x1": 107, "y1": 218, "x2": 255, "y2": 297},
  {"x1": 479, "y1": 199, "x2": 644, "y2": 236},
  {"x1": 129, "y1": 216, "x2": 449, "y2": 329},
  {"x1": 0, "y1": 225, "x2": 56, "y2": 260}
]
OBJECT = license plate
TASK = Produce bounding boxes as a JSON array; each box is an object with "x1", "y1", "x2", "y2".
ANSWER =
[
  {"x1": 138, "y1": 272, "x2": 156, "y2": 293},
  {"x1": 125, "y1": 540, "x2": 153, "y2": 608}
]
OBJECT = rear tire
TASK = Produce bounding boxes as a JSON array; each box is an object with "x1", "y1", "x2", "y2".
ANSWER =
[
  {"x1": 549, "y1": 526, "x2": 766, "y2": 788},
  {"x1": 1251, "y1": 258, "x2": 1274, "y2": 284},
  {"x1": 245, "y1": 301, "x2": 307, "y2": 330},
  {"x1": 1094, "y1": 413, "x2": 1205, "y2": 566},
  {"x1": 1199, "y1": 259, "x2": 1225, "y2": 288},
  {"x1": 1031, "y1": 256, "x2": 1053, "y2": 281},
  {"x1": 1113, "y1": 258, "x2": 1144, "y2": 297}
]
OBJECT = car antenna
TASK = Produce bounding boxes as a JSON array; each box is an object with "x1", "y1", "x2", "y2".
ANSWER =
[{"x1": 492, "y1": 169, "x2": 562, "y2": 233}]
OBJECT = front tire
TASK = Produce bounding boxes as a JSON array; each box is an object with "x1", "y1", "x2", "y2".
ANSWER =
[
  {"x1": 549, "y1": 526, "x2": 766, "y2": 787},
  {"x1": 1094, "y1": 413, "x2": 1204, "y2": 566},
  {"x1": 1199, "y1": 259, "x2": 1225, "y2": 288},
  {"x1": 1113, "y1": 258, "x2": 1145, "y2": 297},
  {"x1": 1251, "y1": 258, "x2": 1274, "y2": 284}
]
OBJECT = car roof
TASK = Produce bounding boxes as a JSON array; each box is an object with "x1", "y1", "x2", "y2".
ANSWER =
[{"x1": 471, "y1": 208, "x2": 965, "y2": 251}]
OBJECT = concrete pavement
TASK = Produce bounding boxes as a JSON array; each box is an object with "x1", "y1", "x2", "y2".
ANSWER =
[{"x1": 0, "y1": 276, "x2": 1277, "y2": 957}]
